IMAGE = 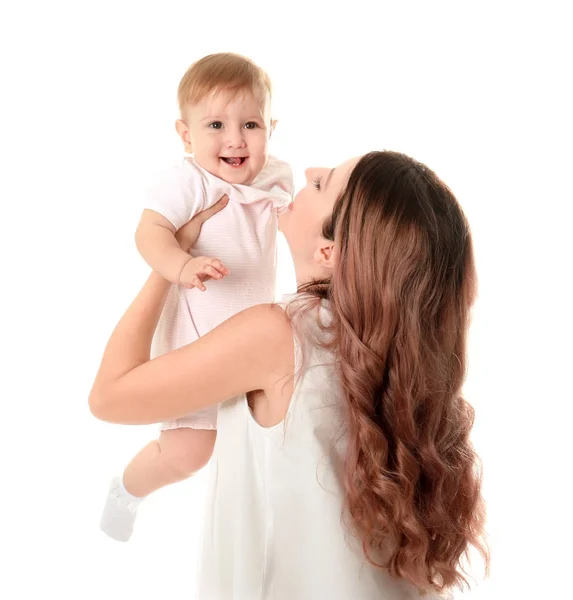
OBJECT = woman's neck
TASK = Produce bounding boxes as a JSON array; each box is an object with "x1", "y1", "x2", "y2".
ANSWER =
[{"x1": 295, "y1": 263, "x2": 331, "y2": 288}]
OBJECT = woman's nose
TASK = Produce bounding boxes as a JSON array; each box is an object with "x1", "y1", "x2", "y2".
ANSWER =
[{"x1": 304, "y1": 168, "x2": 317, "y2": 181}]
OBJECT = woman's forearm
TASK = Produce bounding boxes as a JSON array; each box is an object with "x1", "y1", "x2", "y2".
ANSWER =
[{"x1": 89, "y1": 271, "x2": 170, "y2": 401}]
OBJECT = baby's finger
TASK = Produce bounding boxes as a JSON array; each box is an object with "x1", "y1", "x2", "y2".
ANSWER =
[
  {"x1": 192, "y1": 275, "x2": 207, "y2": 292},
  {"x1": 202, "y1": 265, "x2": 225, "y2": 280},
  {"x1": 209, "y1": 258, "x2": 230, "y2": 276}
]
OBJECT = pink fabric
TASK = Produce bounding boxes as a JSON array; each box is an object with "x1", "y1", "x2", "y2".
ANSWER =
[{"x1": 144, "y1": 155, "x2": 293, "y2": 430}]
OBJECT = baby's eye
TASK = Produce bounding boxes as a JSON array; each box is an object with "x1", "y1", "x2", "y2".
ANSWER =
[
  {"x1": 209, "y1": 121, "x2": 223, "y2": 129},
  {"x1": 244, "y1": 122, "x2": 259, "y2": 129},
  {"x1": 312, "y1": 175, "x2": 323, "y2": 190}
]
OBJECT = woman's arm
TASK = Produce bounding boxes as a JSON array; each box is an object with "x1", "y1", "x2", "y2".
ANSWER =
[{"x1": 88, "y1": 288, "x2": 292, "y2": 425}]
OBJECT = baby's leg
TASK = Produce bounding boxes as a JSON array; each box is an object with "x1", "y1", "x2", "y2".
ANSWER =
[
  {"x1": 100, "y1": 428, "x2": 216, "y2": 542},
  {"x1": 123, "y1": 428, "x2": 216, "y2": 497}
]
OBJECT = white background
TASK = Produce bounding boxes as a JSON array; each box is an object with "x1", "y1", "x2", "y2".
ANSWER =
[{"x1": 1, "y1": 1, "x2": 571, "y2": 598}]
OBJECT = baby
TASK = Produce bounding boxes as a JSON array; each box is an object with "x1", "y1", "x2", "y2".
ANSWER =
[{"x1": 100, "y1": 53, "x2": 293, "y2": 542}]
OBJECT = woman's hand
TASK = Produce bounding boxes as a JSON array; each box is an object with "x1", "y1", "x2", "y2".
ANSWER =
[
  {"x1": 175, "y1": 195, "x2": 230, "y2": 290},
  {"x1": 175, "y1": 195, "x2": 229, "y2": 253}
]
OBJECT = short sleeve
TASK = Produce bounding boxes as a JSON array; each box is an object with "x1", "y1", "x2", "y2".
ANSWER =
[{"x1": 143, "y1": 161, "x2": 207, "y2": 229}]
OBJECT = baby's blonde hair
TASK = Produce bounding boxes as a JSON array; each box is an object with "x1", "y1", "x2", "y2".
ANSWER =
[{"x1": 177, "y1": 53, "x2": 272, "y2": 115}]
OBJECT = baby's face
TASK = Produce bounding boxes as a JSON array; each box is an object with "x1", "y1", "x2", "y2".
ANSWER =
[{"x1": 184, "y1": 89, "x2": 273, "y2": 185}]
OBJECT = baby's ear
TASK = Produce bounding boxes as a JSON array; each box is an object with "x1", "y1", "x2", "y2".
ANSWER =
[
  {"x1": 269, "y1": 119, "x2": 278, "y2": 137},
  {"x1": 175, "y1": 119, "x2": 192, "y2": 153}
]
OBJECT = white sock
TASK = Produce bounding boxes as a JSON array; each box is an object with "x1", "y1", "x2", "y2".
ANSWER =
[{"x1": 100, "y1": 476, "x2": 144, "y2": 542}]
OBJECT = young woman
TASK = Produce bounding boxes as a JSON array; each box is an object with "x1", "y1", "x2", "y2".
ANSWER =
[{"x1": 90, "y1": 151, "x2": 488, "y2": 599}]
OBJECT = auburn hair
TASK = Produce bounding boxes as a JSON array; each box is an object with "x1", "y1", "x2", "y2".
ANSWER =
[{"x1": 298, "y1": 151, "x2": 489, "y2": 593}]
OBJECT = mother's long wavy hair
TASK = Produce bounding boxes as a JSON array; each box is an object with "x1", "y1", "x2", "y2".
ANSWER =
[{"x1": 299, "y1": 151, "x2": 488, "y2": 594}]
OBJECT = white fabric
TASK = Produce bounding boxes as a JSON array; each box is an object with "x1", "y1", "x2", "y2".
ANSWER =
[
  {"x1": 99, "y1": 476, "x2": 142, "y2": 542},
  {"x1": 197, "y1": 299, "x2": 438, "y2": 600},
  {"x1": 144, "y1": 156, "x2": 293, "y2": 430}
]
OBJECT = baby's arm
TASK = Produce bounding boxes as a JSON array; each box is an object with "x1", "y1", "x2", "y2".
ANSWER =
[
  {"x1": 138, "y1": 164, "x2": 228, "y2": 289},
  {"x1": 136, "y1": 208, "x2": 229, "y2": 291},
  {"x1": 135, "y1": 209, "x2": 191, "y2": 284}
]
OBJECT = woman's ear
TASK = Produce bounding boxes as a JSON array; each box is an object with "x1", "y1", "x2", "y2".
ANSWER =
[
  {"x1": 175, "y1": 119, "x2": 192, "y2": 153},
  {"x1": 313, "y1": 241, "x2": 336, "y2": 272}
]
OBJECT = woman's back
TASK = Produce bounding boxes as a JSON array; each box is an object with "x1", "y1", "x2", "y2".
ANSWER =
[{"x1": 197, "y1": 299, "x2": 437, "y2": 600}]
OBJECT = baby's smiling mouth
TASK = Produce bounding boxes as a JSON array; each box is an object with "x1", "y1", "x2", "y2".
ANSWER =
[{"x1": 220, "y1": 157, "x2": 247, "y2": 166}]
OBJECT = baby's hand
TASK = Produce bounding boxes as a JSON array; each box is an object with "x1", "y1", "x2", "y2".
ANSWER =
[{"x1": 179, "y1": 257, "x2": 230, "y2": 291}]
